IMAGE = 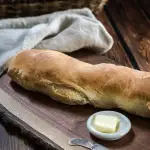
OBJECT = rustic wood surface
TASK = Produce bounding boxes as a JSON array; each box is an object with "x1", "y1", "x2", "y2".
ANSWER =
[
  {"x1": 139, "y1": 0, "x2": 150, "y2": 18},
  {"x1": 0, "y1": 122, "x2": 43, "y2": 150},
  {"x1": 97, "y1": 11, "x2": 133, "y2": 67},
  {"x1": 0, "y1": 0, "x2": 150, "y2": 150},
  {"x1": 106, "y1": 0, "x2": 150, "y2": 71}
]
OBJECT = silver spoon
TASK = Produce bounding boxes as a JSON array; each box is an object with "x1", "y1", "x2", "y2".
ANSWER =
[{"x1": 69, "y1": 138, "x2": 109, "y2": 150}]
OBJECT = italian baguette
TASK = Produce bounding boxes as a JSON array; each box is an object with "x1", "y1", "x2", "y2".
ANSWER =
[{"x1": 8, "y1": 50, "x2": 150, "y2": 118}]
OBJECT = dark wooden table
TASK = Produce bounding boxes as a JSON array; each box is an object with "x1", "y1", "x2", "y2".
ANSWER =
[
  {"x1": 0, "y1": 0, "x2": 150, "y2": 149},
  {"x1": 0, "y1": 121, "x2": 42, "y2": 150}
]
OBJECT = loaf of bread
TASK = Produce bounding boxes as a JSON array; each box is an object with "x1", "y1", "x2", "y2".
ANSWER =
[{"x1": 7, "y1": 50, "x2": 150, "y2": 118}]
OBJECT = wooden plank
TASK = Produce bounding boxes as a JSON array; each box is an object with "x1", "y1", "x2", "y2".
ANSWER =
[
  {"x1": 97, "y1": 11, "x2": 133, "y2": 67},
  {"x1": 106, "y1": 0, "x2": 150, "y2": 71},
  {"x1": 0, "y1": 123, "x2": 34, "y2": 150},
  {"x1": 139, "y1": 0, "x2": 150, "y2": 19}
]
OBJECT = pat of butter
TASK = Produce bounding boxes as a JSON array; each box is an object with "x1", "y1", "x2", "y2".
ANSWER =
[{"x1": 92, "y1": 115, "x2": 120, "y2": 133}]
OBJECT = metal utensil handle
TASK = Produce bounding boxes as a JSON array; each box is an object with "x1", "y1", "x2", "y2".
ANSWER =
[
  {"x1": 69, "y1": 138, "x2": 109, "y2": 150},
  {"x1": 69, "y1": 138, "x2": 93, "y2": 149},
  {"x1": 91, "y1": 144, "x2": 110, "y2": 150}
]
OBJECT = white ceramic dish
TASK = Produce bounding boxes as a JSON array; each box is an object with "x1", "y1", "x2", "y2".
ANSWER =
[{"x1": 87, "y1": 111, "x2": 131, "y2": 141}]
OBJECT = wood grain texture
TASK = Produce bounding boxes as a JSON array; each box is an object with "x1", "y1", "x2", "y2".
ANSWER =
[
  {"x1": 0, "y1": 122, "x2": 40, "y2": 150},
  {"x1": 97, "y1": 11, "x2": 133, "y2": 67},
  {"x1": 106, "y1": 0, "x2": 150, "y2": 71},
  {"x1": 139, "y1": 0, "x2": 150, "y2": 19}
]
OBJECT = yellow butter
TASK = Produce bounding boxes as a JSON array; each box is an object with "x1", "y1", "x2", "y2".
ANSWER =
[{"x1": 92, "y1": 115, "x2": 120, "y2": 133}]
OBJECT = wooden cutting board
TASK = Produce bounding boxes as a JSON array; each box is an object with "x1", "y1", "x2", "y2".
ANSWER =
[
  {"x1": 0, "y1": 49, "x2": 150, "y2": 150},
  {"x1": 0, "y1": 0, "x2": 150, "y2": 149}
]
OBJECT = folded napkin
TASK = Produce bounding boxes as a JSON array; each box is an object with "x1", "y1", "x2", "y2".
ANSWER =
[{"x1": 0, "y1": 8, "x2": 113, "y2": 76}]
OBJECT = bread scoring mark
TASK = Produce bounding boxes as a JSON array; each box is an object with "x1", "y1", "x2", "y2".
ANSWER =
[{"x1": 51, "y1": 83, "x2": 88, "y2": 105}]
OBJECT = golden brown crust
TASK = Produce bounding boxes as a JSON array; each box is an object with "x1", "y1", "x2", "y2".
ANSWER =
[{"x1": 8, "y1": 50, "x2": 150, "y2": 118}]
